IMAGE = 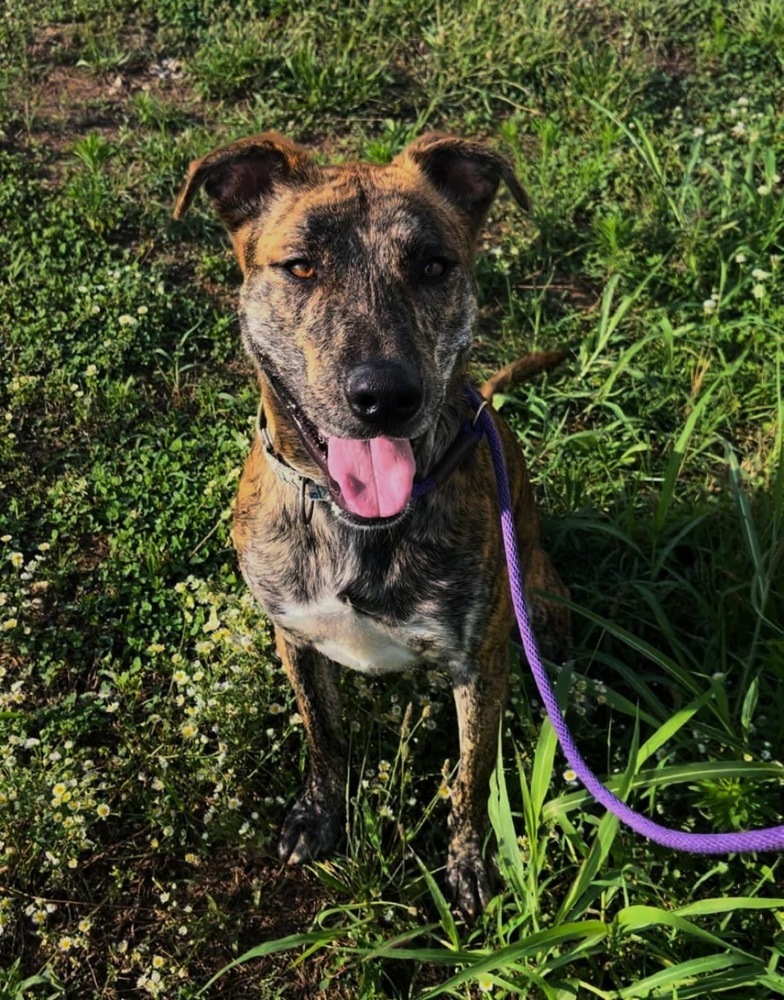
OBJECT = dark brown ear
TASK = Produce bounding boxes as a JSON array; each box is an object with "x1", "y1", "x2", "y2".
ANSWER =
[
  {"x1": 173, "y1": 132, "x2": 314, "y2": 231},
  {"x1": 398, "y1": 133, "x2": 530, "y2": 231}
]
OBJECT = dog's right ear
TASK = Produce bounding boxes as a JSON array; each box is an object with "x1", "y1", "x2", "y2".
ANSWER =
[{"x1": 173, "y1": 132, "x2": 314, "y2": 231}]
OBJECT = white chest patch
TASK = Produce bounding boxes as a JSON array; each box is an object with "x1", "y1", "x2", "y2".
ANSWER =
[{"x1": 275, "y1": 595, "x2": 426, "y2": 674}]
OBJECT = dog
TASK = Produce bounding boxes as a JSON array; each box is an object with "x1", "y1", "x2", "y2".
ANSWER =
[{"x1": 174, "y1": 132, "x2": 570, "y2": 918}]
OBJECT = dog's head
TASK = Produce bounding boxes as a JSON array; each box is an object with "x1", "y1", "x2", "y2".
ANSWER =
[{"x1": 175, "y1": 132, "x2": 529, "y2": 523}]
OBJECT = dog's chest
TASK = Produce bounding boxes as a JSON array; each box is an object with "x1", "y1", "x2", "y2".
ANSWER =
[{"x1": 274, "y1": 593, "x2": 451, "y2": 674}]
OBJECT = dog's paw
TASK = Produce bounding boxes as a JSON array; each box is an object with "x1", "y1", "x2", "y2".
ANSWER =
[
  {"x1": 446, "y1": 849, "x2": 496, "y2": 921},
  {"x1": 278, "y1": 794, "x2": 342, "y2": 865}
]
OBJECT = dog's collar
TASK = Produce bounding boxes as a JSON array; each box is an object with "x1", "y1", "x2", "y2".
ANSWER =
[
  {"x1": 256, "y1": 405, "x2": 332, "y2": 522},
  {"x1": 256, "y1": 383, "x2": 488, "y2": 523}
]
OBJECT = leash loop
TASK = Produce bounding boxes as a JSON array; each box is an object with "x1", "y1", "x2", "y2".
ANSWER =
[
  {"x1": 471, "y1": 397, "x2": 490, "y2": 428},
  {"x1": 466, "y1": 383, "x2": 784, "y2": 854}
]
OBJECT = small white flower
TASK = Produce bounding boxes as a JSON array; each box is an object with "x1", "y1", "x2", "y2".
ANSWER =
[
  {"x1": 752, "y1": 284, "x2": 766, "y2": 299},
  {"x1": 118, "y1": 314, "x2": 136, "y2": 327},
  {"x1": 731, "y1": 122, "x2": 746, "y2": 137},
  {"x1": 757, "y1": 184, "x2": 771, "y2": 196},
  {"x1": 703, "y1": 299, "x2": 716, "y2": 315},
  {"x1": 734, "y1": 251, "x2": 747, "y2": 263},
  {"x1": 202, "y1": 608, "x2": 220, "y2": 633},
  {"x1": 693, "y1": 127, "x2": 705, "y2": 138},
  {"x1": 751, "y1": 268, "x2": 771, "y2": 280}
]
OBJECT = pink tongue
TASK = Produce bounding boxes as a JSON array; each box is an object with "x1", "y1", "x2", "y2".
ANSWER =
[{"x1": 327, "y1": 436, "x2": 416, "y2": 518}]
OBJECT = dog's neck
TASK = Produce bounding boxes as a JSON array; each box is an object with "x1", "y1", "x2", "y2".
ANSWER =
[{"x1": 411, "y1": 366, "x2": 468, "y2": 477}]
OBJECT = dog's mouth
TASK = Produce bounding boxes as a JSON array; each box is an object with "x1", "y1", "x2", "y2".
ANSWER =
[
  {"x1": 327, "y1": 436, "x2": 416, "y2": 519},
  {"x1": 264, "y1": 370, "x2": 417, "y2": 524}
]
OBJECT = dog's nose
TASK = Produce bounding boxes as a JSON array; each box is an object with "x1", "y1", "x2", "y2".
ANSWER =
[{"x1": 345, "y1": 361, "x2": 423, "y2": 428}]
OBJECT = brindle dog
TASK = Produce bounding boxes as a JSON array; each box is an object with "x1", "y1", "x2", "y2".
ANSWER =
[{"x1": 174, "y1": 133, "x2": 570, "y2": 918}]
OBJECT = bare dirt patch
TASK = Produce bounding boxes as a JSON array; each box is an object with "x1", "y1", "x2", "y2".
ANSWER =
[
  {"x1": 5, "y1": 23, "x2": 201, "y2": 157},
  {"x1": 4, "y1": 852, "x2": 351, "y2": 999}
]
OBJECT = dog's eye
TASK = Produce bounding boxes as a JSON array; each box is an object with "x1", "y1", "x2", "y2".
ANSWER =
[
  {"x1": 286, "y1": 260, "x2": 316, "y2": 280},
  {"x1": 422, "y1": 258, "x2": 448, "y2": 280}
]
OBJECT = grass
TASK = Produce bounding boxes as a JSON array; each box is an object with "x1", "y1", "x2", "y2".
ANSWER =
[{"x1": 1, "y1": 0, "x2": 783, "y2": 995}]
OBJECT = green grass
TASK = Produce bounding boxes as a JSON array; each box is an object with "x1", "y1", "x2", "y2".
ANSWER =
[{"x1": 1, "y1": 0, "x2": 783, "y2": 996}]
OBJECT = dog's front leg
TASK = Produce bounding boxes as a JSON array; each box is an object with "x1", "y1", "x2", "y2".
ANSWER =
[
  {"x1": 448, "y1": 646, "x2": 509, "y2": 919},
  {"x1": 275, "y1": 632, "x2": 346, "y2": 865}
]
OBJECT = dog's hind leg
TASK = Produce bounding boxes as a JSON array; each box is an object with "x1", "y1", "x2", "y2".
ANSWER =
[
  {"x1": 448, "y1": 643, "x2": 510, "y2": 919},
  {"x1": 275, "y1": 634, "x2": 346, "y2": 865}
]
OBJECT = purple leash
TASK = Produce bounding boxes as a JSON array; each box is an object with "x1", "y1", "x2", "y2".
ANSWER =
[{"x1": 467, "y1": 384, "x2": 784, "y2": 853}]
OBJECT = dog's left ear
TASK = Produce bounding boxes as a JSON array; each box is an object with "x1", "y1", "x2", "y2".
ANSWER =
[{"x1": 398, "y1": 133, "x2": 531, "y2": 233}]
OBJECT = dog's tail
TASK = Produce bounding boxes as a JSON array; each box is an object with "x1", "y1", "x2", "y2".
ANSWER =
[{"x1": 479, "y1": 350, "x2": 568, "y2": 401}]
